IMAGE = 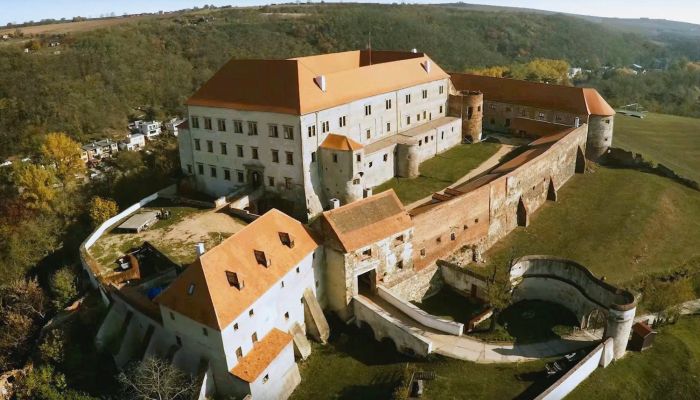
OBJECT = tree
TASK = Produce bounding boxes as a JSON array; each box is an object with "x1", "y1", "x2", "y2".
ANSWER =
[
  {"x1": 13, "y1": 163, "x2": 57, "y2": 210},
  {"x1": 0, "y1": 279, "x2": 47, "y2": 369},
  {"x1": 40, "y1": 132, "x2": 85, "y2": 185},
  {"x1": 50, "y1": 267, "x2": 78, "y2": 310},
  {"x1": 484, "y1": 258, "x2": 514, "y2": 331},
  {"x1": 114, "y1": 150, "x2": 144, "y2": 171},
  {"x1": 14, "y1": 365, "x2": 95, "y2": 400},
  {"x1": 119, "y1": 357, "x2": 197, "y2": 400},
  {"x1": 88, "y1": 196, "x2": 118, "y2": 228}
]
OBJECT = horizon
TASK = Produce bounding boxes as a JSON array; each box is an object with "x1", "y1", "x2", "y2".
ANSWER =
[{"x1": 2, "y1": 1, "x2": 700, "y2": 27}]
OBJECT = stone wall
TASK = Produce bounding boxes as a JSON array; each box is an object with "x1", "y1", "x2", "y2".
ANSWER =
[
  {"x1": 438, "y1": 260, "x2": 488, "y2": 301},
  {"x1": 604, "y1": 147, "x2": 699, "y2": 191},
  {"x1": 387, "y1": 263, "x2": 443, "y2": 302}
]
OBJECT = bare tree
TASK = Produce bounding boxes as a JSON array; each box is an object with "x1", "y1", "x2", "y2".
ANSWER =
[
  {"x1": 484, "y1": 257, "x2": 514, "y2": 331},
  {"x1": 119, "y1": 357, "x2": 197, "y2": 400}
]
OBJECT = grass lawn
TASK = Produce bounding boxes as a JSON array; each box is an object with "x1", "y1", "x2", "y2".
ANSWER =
[
  {"x1": 292, "y1": 316, "x2": 553, "y2": 400},
  {"x1": 411, "y1": 288, "x2": 486, "y2": 324},
  {"x1": 375, "y1": 142, "x2": 501, "y2": 204},
  {"x1": 480, "y1": 166, "x2": 700, "y2": 285},
  {"x1": 568, "y1": 316, "x2": 700, "y2": 399},
  {"x1": 614, "y1": 112, "x2": 700, "y2": 182}
]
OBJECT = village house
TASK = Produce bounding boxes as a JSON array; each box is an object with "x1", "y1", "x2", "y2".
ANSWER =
[
  {"x1": 80, "y1": 138, "x2": 119, "y2": 163},
  {"x1": 164, "y1": 117, "x2": 186, "y2": 136},
  {"x1": 119, "y1": 133, "x2": 146, "y2": 151},
  {"x1": 131, "y1": 120, "x2": 162, "y2": 139}
]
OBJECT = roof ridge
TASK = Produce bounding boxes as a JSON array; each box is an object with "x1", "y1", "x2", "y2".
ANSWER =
[{"x1": 194, "y1": 259, "x2": 225, "y2": 329}]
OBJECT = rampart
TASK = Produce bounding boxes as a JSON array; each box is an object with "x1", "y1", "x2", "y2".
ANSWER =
[{"x1": 408, "y1": 124, "x2": 589, "y2": 271}]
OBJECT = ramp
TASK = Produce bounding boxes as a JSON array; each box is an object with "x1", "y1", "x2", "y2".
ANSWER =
[
  {"x1": 290, "y1": 322, "x2": 312, "y2": 360},
  {"x1": 303, "y1": 288, "x2": 330, "y2": 344}
]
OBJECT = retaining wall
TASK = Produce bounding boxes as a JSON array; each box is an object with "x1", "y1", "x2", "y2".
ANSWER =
[
  {"x1": 376, "y1": 286, "x2": 463, "y2": 336},
  {"x1": 352, "y1": 296, "x2": 432, "y2": 356}
]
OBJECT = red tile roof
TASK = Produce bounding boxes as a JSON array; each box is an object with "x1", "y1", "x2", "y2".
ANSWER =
[
  {"x1": 320, "y1": 133, "x2": 364, "y2": 151},
  {"x1": 231, "y1": 328, "x2": 292, "y2": 383}
]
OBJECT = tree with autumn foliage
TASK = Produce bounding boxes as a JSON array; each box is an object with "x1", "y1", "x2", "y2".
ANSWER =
[{"x1": 40, "y1": 132, "x2": 85, "y2": 186}]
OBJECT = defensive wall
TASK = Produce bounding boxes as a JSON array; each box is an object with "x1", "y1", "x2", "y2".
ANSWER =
[
  {"x1": 510, "y1": 255, "x2": 637, "y2": 360},
  {"x1": 406, "y1": 124, "x2": 588, "y2": 272}
]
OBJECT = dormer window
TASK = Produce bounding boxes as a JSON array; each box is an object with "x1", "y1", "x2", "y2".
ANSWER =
[
  {"x1": 187, "y1": 283, "x2": 195, "y2": 295},
  {"x1": 279, "y1": 232, "x2": 295, "y2": 248},
  {"x1": 226, "y1": 271, "x2": 244, "y2": 290},
  {"x1": 254, "y1": 250, "x2": 270, "y2": 267}
]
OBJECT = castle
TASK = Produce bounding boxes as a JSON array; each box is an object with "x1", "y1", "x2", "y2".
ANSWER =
[{"x1": 83, "y1": 50, "x2": 633, "y2": 400}]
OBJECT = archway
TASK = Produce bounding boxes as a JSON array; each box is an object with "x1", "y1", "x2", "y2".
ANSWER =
[
  {"x1": 586, "y1": 308, "x2": 607, "y2": 331},
  {"x1": 575, "y1": 146, "x2": 586, "y2": 174},
  {"x1": 250, "y1": 171, "x2": 262, "y2": 188},
  {"x1": 517, "y1": 197, "x2": 529, "y2": 227}
]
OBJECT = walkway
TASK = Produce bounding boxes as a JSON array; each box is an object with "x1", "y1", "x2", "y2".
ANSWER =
[
  {"x1": 406, "y1": 144, "x2": 515, "y2": 210},
  {"x1": 359, "y1": 292, "x2": 600, "y2": 363}
]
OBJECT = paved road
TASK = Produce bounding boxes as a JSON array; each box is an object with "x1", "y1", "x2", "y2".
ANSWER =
[
  {"x1": 406, "y1": 144, "x2": 515, "y2": 210},
  {"x1": 359, "y1": 293, "x2": 599, "y2": 363}
]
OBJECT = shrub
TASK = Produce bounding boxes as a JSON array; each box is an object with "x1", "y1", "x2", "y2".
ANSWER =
[{"x1": 50, "y1": 267, "x2": 78, "y2": 310}]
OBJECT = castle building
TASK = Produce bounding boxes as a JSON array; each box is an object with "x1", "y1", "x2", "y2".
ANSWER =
[
  {"x1": 177, "y1": 50, "x2": 461, "y2": 220},
  {"x1": 154, "y1": 210, "x2": 323, "y2": 399}
]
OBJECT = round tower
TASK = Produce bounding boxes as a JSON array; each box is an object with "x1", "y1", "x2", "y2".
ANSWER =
[
  {"x1": 587, "y1": 114, "x2": 614, "y2": 160},
  {"x1": 605, "y1": 304, "x2": 636, "y2": 360},
  {"x1": 462, "y1": 91, "x2": 483, "y2": 143}
]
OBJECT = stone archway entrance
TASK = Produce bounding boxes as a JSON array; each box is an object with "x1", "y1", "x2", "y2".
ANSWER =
[
  {"x1": 575, "y1": 146, "x2": 586, "y2": 174},
  {"x1": 517, "y1": 197, "x2": 529, "y2": 227},
  {"x1": 245, "y1": 165, "x2": 265, "y2": 189},
  {"x1": 547, "y1": 178, "x2": 557, "y2": 202}
]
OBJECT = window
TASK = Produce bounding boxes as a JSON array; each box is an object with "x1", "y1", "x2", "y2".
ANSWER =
[
  {"x1": 468, "y1": 106, "x2": 474, "y2": 120},
  {"x1": 361, "y1": 248, "x2": 372, "y2": 259},
  {"x1": 176, "y1": 336, "x2": 182, "y2": 346},
  {"x1": 417, "y1": 113, "x2": 421, "y2": 122},
  {"x1": 420, "y1": 248, "x2": 426, "y2": 257},
  {"x1": 505, "y1": 106, "x2": 512, "y2": 112},
  {"x1": 249, "y1": 309, "x2": 254, "y2": 317},
  {"x1": 419, "y1": 140, "x2": 422, "y2": 146},
  {"x1": 605, "y1": 119, "x2": 611, "y2": 125},
  {"x1": 262, "y1": 374, "x2": 269, "y2": 384},
  {"x1": 233, "y1": 120, "x2": 243, "y2": 133},
  {"x1": 206, "y1": 140, "x2": 213, "y2": 153},
  {"x1": 217, "y1": 119, "x2": 226, "y2": 131},
  {"x1": 394, "y1": 234, "x2": 404, "y2": 245},
  {"x1": 251, "y1": 147, "x2": 259, "y2": 160},
  {"x1": 252, "y1": 332, "x2": 258, "y2": 342},
  {"x1": 236, "y1": 145, "x2": 243, "y2": 157},
  {"x1": 356, "y1": 154, "x2": 361, "y2": 162},
  {"x1": 268, "y1": 176, "x2": 275, "y2": 187},
  {"x1": 406, "y1": 115, "x2": 411, "y2": 125},
  {"x1": 422, "y1": 89, "x2": 428, "y2": 99},
  {"x1": 505, "y1": 118, "x2": 511, "y2": 127},
  {"x1": 281, "y1": 281, "x2": 285, "y2": 288},
  {"x1": 307, "y1": 125, "x2": 316, "y2": 137},
  {"x1": 397, "y1": 260, "x2": 404, "y2": 269},
  {"x1": 450, "y1": 232, "x2": 456, "y2": 241},
  {"x1": 285, "y1": 152, "x2": 293, "y2": 165},
  {"x1": 368, "y1": 161, "x2": 373, "y2": 168},
  {"x1": 386, "y1": 122, "x2": 391, "y2": 132},
  {"x1": 321, "y1": 121, "x2": 330, "y2": 133},
  {"x1": 285, "y1": 177, "x2": 292, "y2": 190},
  {"x1": 187, "y1": 164, "x2": 193, "y2": 174},
  {"x1": 539, "y1": 112, "x2": 546, "y2": 120},
  {"x1": 296, "y1": 266, "x2": 300, "y2": 273},
  {"x1": 366, "y1": 129, "x2": 371, "y2": 139},
  {"x1": 439, "y1": 105, "x2": 443, "y2": 114},
  {"x1": 490, "y1": 104, "x2": 496, "y2": 110},
  {"x1": 204, "y1": 117, "x2": 212, "y2": 130},
  {"x1": 187, "y1": 283, "x2": 195, "y2": 295},
  {"x1": 439, "y1": 85, "x2": 444, "y2": 94},
  {"x1": 364, "y1": 104, "x2": 372, "y2": 115},
  {"x1": 405, "y1": 94, "x2": 411, "y2": 104},
  {"x1": 283, "y1": 125, "x2": 294, "y2": 139},
  {"x1": 272, "y1": 150, "x2": 279, "y2": 163},
  {"x1": 423, "y1": 111, "x2": 427, "y2": 119},
  {"x1": 332, "y1": 154, "x2": 338, "y2": 163},
  {"x1": 224, "y1": 169, "x2": 231, "y2": 181},
  {"x1": 268, "y1": 124, "x2": 279, "y2": 138},
  {"x1": 339, "y1": 116, "x2": 346, "y2": 127},
  {"x1": 311, "y1": 152, "x2": 316, "y2": 162},
  {"x1": 284, "y1": 312, "x2": 290, "y2": 320},
  {"x1": 237, "y1": 170, "x2": 244, "y2": 183},
  {"x1": 194, "y1": 139, "x2": 201, "y2": 151},
  {"x1": 235, "y1": 347, "x2": 243, "y2": 360},
  {"x1": 234, "y1": 323, "x2": 239, "y2": 330},
  {"x1": 191, "y1": 116, "x2": 200, "y2": 129},
  {"x1": 386, "y1": 99, "x2": 392, "y2": 109},
  {"x1": 353, "y1": 178, "x2": 360, "y2": 185},
  {"x1": 202, "y1": 327, "x2": 208, "y2": 336},
  {"x1": 210, "y1": 166, "x2": 217, "y2": 178},
  {"x1": 220, "y1": 142, "x2": 227, "y2": 155},
  {"x1": 248, "y1": 121, "x2": 258, "y2": 135},
  {"x1": 197, "y1": 163, "x2": 204, "y2": 175}
]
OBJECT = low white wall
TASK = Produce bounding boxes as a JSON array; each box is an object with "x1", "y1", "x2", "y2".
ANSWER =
[
  {"x1": 535, "y1": 338, "x2": 613, "y2": 400},
  {"x1": 352, "y1": 296, "x2": 432, "y2": 356},
  {"x1": 377, "y1": 286, "x2": 463, "y2": 336}
]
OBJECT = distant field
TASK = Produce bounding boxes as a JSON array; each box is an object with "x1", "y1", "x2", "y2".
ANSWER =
[
  {"x1": 0, "y1": 15, "x2": 158, "y2": 36},
  {"x1": 375, "y1": 143, "x2": 501, "y2": 205},
  {"x1": 481, "y1": 166, "x2": 700, "y2": 284},
  {"x1": 614, "y1": 112, "x2": 700, "y2": 183},
  {"x1": 569, "y1": 316, "x2": 700, "y2": 399}
]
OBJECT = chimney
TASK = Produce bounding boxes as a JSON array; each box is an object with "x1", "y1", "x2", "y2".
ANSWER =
[
  {"x1": 422, "y1": 60, "x2": 431, "y2": 73},
  {"x1": 314, "y1": 75, "x2": 327, "y2": 92},
  {"x1": 195, "y1": 242, "x2": 205, "y2": 257},
  {"x1": 575, "y1": 117, "x2": 580, "y2": 128},
  {"x1": 363, "y1": 187, "x2": 373, "y2": 198},
  {"x1": 329, "y1": 198, "x2": 340, "y2": 209},
  {"x1": 411, "y1": 48, "x2": 418, "y2": 53}
]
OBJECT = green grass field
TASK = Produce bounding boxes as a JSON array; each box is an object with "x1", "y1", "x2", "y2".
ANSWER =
[
  {"x1": 292, "y1": 317, "x2": 552, "y2": 400},
  {"x1": 614, "y1": 113, "x2": 700, "y2": 183},
  {"x1": 375, "y1": 143, "x2": 501, "y2": 204},
  {"x1": 481, "y1": 166, "x2": 700, "y2": 285},
  {"x1": 569, "y1": 316, "x2": 700, "y2": 399}
]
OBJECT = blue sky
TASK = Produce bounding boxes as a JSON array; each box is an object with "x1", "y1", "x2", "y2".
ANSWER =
[{"x1": 2, "y1": 0, "x2": 699, "y2": 26}]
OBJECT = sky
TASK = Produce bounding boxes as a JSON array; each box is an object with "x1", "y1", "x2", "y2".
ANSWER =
[{"x1": 1, "y1": 0, "x2": 699, "y2": 26}]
